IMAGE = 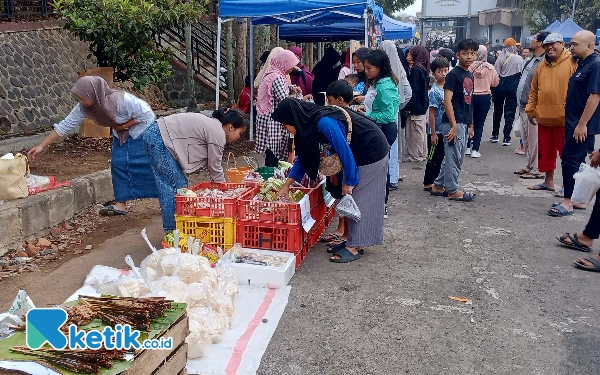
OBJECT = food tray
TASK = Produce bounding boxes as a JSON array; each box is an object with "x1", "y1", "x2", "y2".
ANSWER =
[{"x1": 222, "y1": 248, "x2": 296, "y2": 288}]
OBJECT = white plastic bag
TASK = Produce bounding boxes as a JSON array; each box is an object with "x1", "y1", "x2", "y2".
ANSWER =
[
  {"x1": 572, "y1": 163, "x2": 600, "y2": 203},
  {"x1": 336, "y1": 195, "x2": 361, "y2": 222},
  {"x1": 512, "y1": 110, "x2": 522, "y2": 138}
]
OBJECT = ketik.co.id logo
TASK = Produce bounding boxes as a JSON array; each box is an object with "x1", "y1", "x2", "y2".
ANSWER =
[{"x1": 26, "y1": 308, "x2": 172, "y2": 350}]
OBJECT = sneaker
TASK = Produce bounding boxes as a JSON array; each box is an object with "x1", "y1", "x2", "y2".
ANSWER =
[
  {"x1": 503, "y1": 139, "x2": 512, "y2": 146},
  {"x1": 471, "y1": 150, "x2": 481, "y2": 158},
  {"x1": 490, "y1": 136, "x2": 499, "y2": 143},
  {"x1": 384, "y1": 205, "x2": 388, "y2": 219},
  {"x1": 465, "y1": 147, "x2": 471, "y2": 155}
]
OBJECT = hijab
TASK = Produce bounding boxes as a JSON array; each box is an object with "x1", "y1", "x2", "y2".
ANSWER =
[
  {"x1": 271, "y1": 98, "x2": 352, "y2": 179},
  {"x1": 495, "y1": 46, "x2": 524, "y2": 77},
  {"x1": 312, "y1": 47, "x2": 342, "y2": 104},
  {"x1": 257, "y1": 50, "x2": 299, "y2": 116},
  {"x1": 288, "y1": 46, "x2": 313, "y2": 96},
  {"x1": 254, "y1": 47, "x2": 284, "y2": 89},
  {"x1": 469, "y1": 45, "x2": 496, "y2": 78},
  {"x1": 71, "y1": 76, "x2": 128, "y2": 144},
  {"x1": 409, "y1": 45, "x2": 430, "y2": 72}
]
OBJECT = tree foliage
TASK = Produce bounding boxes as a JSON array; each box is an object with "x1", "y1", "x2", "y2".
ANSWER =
[
  {"x1": 524, "y1": 0, "x2": 600, "y2": 33},
  {"x1": 53, "y1": 0, "x2": 206, "y2": 89},
  {"x1": 379, "y1": 0, "x2": 416, "y2": 15}
]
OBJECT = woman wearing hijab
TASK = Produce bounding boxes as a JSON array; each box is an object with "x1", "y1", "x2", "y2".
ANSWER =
[
  {"x1": 379, "y1": 40, "x2": 412, "y2": 187},
  {"x1": 28, "y1": 76, "x2": 158, "y2": 216},
  {"x1": 312, "y1": 46, "x2": 342, "y2": 105},
  {"x1": 338, "y1": 48, "x2": 353, "y2": 80},
  {"x1": 468, "y1": 45, "x2": 499, "y2": 158},
  {"x1": 144, "y1": 107, "x2": 248, "y2": 233},
  {"x1": 254, "y1": 47, "x2": 285, "y2": 89},
  {"x1": 273, "y1": 98, "x2": 390, "y2": 263},
  {"x1": 288, "y1": 46, "x2": 315, "y2": 97},
  {"x1": 491, "y1": 37, "x2": 524, "y2": 145},
  {"x1": 255, "y1": 50, "x2": 301, "y2": 167},
  {"x1": 405, "y1": 44, "x2": 430, "y2": 162}
]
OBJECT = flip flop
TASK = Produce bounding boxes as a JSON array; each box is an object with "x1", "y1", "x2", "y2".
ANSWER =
[
  {"x1": 320, "y1": 233, "x2": 341, "y2": 243},
  {"x1": 555, "y1": 189, "x2": 565, "y2": 198},
  {"x1": 573, "y1": 257, "x2": 600, "y2": 272},
  {"x1": 430, "y1": 190, "x2": 448, "y2": 197},
  {"x1": 548, "y1": 205, "x2": 573, "y2": 217},
  {"x1": 423, "y1": 187, "x2": 433, "y2": 192},
  {"x1": 514, "y1": 169, "x2": 529, "y2": 175},
  {"x1": 448, "y1": 192, "x2": 476, "y2": 202},
  {"x1": 557, "y1": 233, "x2": 592, "y2": 252},
  {"x1": 552, "y1": 202, "x2": 586, "y2": 210},
  {"x1": 528, "y1": 184, "x2": 555, "y2": 191},
  {"x1": 330, "y1": 247, "x2": 363, "y2": 263},
  {"x1": 99, "y1": 205, "x2": 127, "y2": 216},
  {"x1": 327, "y1": 241, "x2": 347, "y2": 253},
  {"x1": 520, "y1": 173, "x2": 544, "y2": 179}
]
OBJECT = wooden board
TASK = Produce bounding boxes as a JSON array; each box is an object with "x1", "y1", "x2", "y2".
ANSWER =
[
  {"x1": 120, "y1": 312, "x2": 188, "y2": 375},
  {"x1": 77, "y1": 67, "x2": 114, "y2": 138}
]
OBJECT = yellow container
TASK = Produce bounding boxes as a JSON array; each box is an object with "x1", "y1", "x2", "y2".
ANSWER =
[{"x1": 175, "y1": 215, "x2": 236, "y2": 250}]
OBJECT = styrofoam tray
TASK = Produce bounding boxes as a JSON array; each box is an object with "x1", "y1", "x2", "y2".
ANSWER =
[{"x1": 223, "y1": 248, "x2": 296, "y2": 289}]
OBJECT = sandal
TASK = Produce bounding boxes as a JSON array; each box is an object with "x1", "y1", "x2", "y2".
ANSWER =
[
  {"x1": 548, "y1": 206, "x2": 573, "y2": 217},
  {"x1": 555, "y1": 189, "x2": 564, "y2": 198},
  {"x1": 528, "y1": 184, "x2": 555, "y2": 191},
  {"x1": 573, "y1": 257, "x2": 600, "y2": 272},
  {"x1": 514, "y1": 169, "x2": 529, "y2": 175},
  {"x1": 330, "y1": 247, "x2": 363, "y2": 263},
  {"x1": 430, "y1": 190, "x2": 448, "y2": 197},
  {"x1": 448, "y1": 192, "x2": 476, "y2": 202},
  {"x1": 552, "y1": 202, "x2": 586, "y2": 210},
  {"x1": 327, "y1": 240, "x2": 347, "y2": 252},
  {"x1": 320, "y1": 233, "x2": 341, "y2": 243},
  {"x1": 423, "y1": 187, "x2": 433, "y2": 192},
  {"x1": 557, "y1": 233, "x2": 592, "y2": 252},
  {"x1": 99, "y1": 205, "x2": 127, "y2": 216}
]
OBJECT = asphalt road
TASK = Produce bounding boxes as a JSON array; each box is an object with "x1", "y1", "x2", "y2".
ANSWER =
[{"x1": 257, "y1": 120, "x2": 600, "y2": 375}]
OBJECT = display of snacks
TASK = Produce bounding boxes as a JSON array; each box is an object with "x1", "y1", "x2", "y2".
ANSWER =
[{"x1": 229, "y1": 244, "x2": 289, "y2": 268}]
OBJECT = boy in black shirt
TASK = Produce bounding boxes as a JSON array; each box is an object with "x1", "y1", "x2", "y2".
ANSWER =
[{"x1": 431, "y1": 39, "x2": 478, "y2": 202}]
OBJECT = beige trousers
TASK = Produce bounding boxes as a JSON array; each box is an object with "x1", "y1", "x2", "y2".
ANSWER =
[
  {"x1": 519, "y1": 107, "x2": 539, "y2": 175},
  {"x1": 406, "y1": 114, "x2": 428, "y2": 162}
]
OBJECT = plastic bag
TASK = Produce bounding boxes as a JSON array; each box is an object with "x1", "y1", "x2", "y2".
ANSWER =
[
  {"x1": 572, "y1": 163, "x2": 600, "y2": 203},
  {"x1": 98, "y1": 275, "x2": 151, "y2": 298},
  {"x1": 336, "y1": 194, "x2": 361, "y2": 222},
  {"x1": 512, "y1": 110, "x2": 522, "y2": 138}
]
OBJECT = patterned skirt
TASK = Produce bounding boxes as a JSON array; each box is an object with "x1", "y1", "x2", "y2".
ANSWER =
[{"x1": 254, "y1": 113, "x2": 289, "y2": 160}]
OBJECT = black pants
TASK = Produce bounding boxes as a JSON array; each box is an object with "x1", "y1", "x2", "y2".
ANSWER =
[
  {"x1": 492, "y1": 92, "x2": 518, "y2": 141},
  {"x1": 265, "y1": 149, "x2": 279, "y2": 167},
  {"x1": 381, "y1": 122, "x2": 398, "y2": 205},
  {"x1": 584, "y1": 192, "x2": 600, "y2": 239},
  {"x1": 423, "y1": 134, "x2": 445, "y2": 185},
  {"x1": 561, "y1": 128, "x2": 596, "y2": 200}
]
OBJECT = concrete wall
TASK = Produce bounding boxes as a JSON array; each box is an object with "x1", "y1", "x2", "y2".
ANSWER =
[{"x1": 0, "y1": 27, "x2": 96, "y2": 134}]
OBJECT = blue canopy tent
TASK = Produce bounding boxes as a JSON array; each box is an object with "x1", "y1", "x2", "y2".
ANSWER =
[
  {"x1": 279, "y1": 22, "x2": 369, "y2": 42},
  {"x1": 543, "y1": 20, "x2": 562, "y2": 33},
  {"x1": 216, "y1": 0, "x2": 384, "y2": 136},
  {"x1": 381, "y1": 14, "x2": 415, "y2": 40},
  {"x1": 553, "y1": 18, "x2": 583, "y2": 42}
]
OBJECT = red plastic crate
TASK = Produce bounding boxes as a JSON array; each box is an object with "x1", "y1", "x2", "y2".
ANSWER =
[
  {"x1": 236, "y1": 219, "x2": 305, "y2": 253},
  {"x1": 238, "y1": 186, "x2": 325, "y2": 224},
  {"x1": 325, "y1": 203, "x2": 337, "y2": 227},
  {"x1": 308, "y1": 216, "x2": 326, "y2": 250},
  {"x1": 175, "y1": 182, "x2": 253, "y2": 217}
]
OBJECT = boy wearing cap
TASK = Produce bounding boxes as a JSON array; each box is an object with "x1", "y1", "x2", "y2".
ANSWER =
[{"x1": 526, "y1": 33, "x2": 577, "y2": 194}]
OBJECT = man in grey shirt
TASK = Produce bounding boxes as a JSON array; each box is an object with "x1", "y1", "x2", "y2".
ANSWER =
[{"x1": 515, "y1": 31, "x2": 550, "y2": 179}]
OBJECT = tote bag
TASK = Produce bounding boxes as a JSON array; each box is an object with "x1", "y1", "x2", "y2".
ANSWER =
[{"x1": 0, "y1": 153, "x2": 29, "y2": 200}]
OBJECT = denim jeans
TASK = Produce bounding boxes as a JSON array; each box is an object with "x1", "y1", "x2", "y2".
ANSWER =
[
  {"x1": 469, "y1": 94, "x2": 492, "y2": 151},
  {"x1": 561, "y1": 127, "x2": 595, "y2": 200},
  {"x1": 434, "y1": 123, "x2": 468, "y2": 193},
  {"x1": 143, "y1": 123, "x2": 188, "y2": 232},
  {"x1": 380, "y1": 122, "x2": 397, "y2": 205},
  {"x1": 388, "y1": 120, "x2": 400, "y2": 184}
]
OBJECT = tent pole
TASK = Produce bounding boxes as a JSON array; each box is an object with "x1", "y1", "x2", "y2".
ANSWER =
[
  {"x1": 249, "y1": 20, "x2": 255, "y2": 141},
  {"x1": 318, "y1": 42, "x2": 322, "y2": 60},
  {"x1": 276, "y1": 25, "x2": 280, "y2": 46},
  {"x1": 363, "y1": 9, "x2": 368, "y2": 47},
  {"x1": 215, "y1": 17, "x2": 222, "y2": 109}
]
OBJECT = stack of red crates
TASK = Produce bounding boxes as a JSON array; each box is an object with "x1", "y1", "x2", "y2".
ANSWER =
[{"x1": 236, "y1": 185, "x2": 327, "y2": 268}]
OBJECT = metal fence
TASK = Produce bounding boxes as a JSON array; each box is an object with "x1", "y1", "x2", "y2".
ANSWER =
[{"x1": 1, "y1": 0, "x2": 55, "y2": 20}]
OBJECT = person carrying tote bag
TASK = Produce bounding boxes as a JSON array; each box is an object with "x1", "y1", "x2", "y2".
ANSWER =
[{"x1": 0, "y1": 153, "x2": 28, "y2": 200}]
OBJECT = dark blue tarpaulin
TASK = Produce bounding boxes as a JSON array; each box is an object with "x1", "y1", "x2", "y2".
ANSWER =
[
  {"x1": 382, "y1": 14, "x2": 415, "y2": 40},
  {"x1": 279, "y1": 21, "x2": 367, "y2": 41}
]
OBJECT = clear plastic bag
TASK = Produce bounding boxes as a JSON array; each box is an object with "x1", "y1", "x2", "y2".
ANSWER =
[
  {"x1": 336, "y1": 194, "x2": 361, "y2": 222},
  {"x1": 572, "y1": 163, "x2": 600, "y2": 204}
]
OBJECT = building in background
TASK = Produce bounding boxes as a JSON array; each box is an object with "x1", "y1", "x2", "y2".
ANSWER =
[{"x1": 420, "y1": 0, "x2": 530, "y2": 46}]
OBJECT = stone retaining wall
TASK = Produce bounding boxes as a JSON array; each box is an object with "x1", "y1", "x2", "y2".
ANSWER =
[
  {"x1": 0, "y1": 169, "x2": 113, "y2": 256},
  {"x1": 0, "y1": 27, "x2": 96, "y2": 134}
]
